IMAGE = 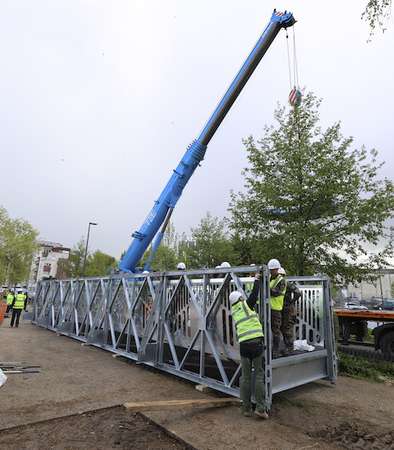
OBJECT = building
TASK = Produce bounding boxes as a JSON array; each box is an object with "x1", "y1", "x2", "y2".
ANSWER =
[
  {"x1": 29, "y1": 240, "x2": 70, "y2": 284},
  {"x1": 345, "y1": 268, "x2": 394, "y2": 302}
]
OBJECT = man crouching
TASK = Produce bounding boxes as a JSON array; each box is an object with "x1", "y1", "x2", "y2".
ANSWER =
[{"x1": 230, "y1": 273, "x2": 268, "y2": 419}]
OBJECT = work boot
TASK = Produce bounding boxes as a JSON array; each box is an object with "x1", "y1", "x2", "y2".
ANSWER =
[{"x1": 255, "y1": 409, "x2": 269, "y2": 420}]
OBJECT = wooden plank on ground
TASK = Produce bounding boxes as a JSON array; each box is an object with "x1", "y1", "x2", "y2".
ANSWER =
[
  {"x1": 124, "y1": 397, "x2": 239, "y2": 412},
  {"x1": 3, "y1": 369, "x2": 40, "y2": 374}
]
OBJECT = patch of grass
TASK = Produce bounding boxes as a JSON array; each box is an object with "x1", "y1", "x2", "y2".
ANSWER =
[
  {"x1": 365, "y1": 327, "x2": 374, "y2": 343},
  {"x1": 338, "y1": 351, "x2": 394, "y2": 383}
]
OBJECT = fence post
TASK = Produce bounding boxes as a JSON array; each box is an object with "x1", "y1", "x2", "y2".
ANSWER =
[
  {"x1": 323, "y1": 278, "x2": 337, "y2": 383},
  {"x1": 262, "y1": 265, "x2": 272, "y2": 410}
]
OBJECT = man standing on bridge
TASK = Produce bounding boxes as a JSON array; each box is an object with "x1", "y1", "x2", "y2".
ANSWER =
[
  {"x1": 268, "y1": 259, "x2": 287, "y2": 358},
  {"x1": 230, "y1": 272, "x2": 268, "y2": 419},
  {"x1": 279, "y1": 267, "x2": 301, "y2": 356}
]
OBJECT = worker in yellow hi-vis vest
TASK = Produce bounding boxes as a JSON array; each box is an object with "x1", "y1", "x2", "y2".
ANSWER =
[
  {"x1": 10, "y1": 290, "x2": 27, "y2": 328},
  {"x1": 6, "y1": 290, "x2": 15, "y2": 314},
  {"x1": 268, "y1": 259, "x2": 287, "y2": 358},
  {"x1": 230, "y1": 272, "x2": 268, "y2": 420}
]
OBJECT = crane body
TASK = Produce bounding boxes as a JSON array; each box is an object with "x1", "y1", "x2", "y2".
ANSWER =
[{"x1": 119, "y1": 10, "x2": 295, "y2": 273}]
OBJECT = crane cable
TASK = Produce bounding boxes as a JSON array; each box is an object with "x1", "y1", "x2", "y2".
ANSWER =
[
  {"x1": 286, "y1": 27, "x2": 302, "y2": 107},
  {"x1": 285, "y1": 29, "x2": 292, "y2": 90}
]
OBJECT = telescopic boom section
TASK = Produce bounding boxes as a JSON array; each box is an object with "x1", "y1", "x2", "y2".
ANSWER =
[{"x1": 119, "y1": 10, "x2": 295, "y2": 273}]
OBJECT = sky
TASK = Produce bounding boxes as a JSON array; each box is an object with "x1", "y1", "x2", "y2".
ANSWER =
[{"x1": 1, "y1": 1, "x2": 393, "y2": 258}]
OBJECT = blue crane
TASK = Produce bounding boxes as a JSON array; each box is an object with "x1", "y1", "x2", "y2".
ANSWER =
[{"x1": 119, "y1": 10, "x2": 295, "y2": 273}]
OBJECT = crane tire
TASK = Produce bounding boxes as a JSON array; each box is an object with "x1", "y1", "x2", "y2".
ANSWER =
[{"x1": 381, "y1": 330, "x2": 394, "y2": 359}]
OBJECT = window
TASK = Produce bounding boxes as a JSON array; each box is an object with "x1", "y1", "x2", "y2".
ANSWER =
[{"x1": 43, "y1": 264, "x2": 51, "y2": 273}]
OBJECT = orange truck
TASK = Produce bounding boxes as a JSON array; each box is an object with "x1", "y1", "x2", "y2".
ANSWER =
[{"x1": 335, "y1": 308, "x2": 394, "y2": 358}]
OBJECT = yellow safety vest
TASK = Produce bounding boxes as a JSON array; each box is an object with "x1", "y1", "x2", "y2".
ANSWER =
[
  {"x1": 13, "y1": 293, "x2": 25, "y2": 310},
  {"x1": 244, "y1": 281, "x2": 254, "y2": 296},
  {"x1": 231, "y1": 300, "x2": 264, "y2": 343},
  {"x1": 270, "y1": 276, "x2": 286, "y2": 311},
  {"x1": 6, "y1": 293, "x2": 14, "y2": 305}
]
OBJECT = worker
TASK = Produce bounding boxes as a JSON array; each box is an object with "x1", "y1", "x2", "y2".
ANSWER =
[
  {"x1": 229, "y1": 273, "x2": 268, "y2": 419},
  {"x1": 10, "y1": 290, "x2": 27, "y2": 328},
  {"x1": 268, "y1": 259, "x2": 286, "y2": 358},
  {"x1": 176, "y1": 262, "x2": 186, "y2": 270},
  {"x1": 279, "y1": 268, "x2": 301, "y2": 356},
  {"x1": 6, "y1": 290, "x2": 14, "y2": 314},
  {"x1": 245, "y1": 264, "x2": 257, "y2": 295}
]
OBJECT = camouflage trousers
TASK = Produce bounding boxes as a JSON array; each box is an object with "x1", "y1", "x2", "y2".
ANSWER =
[
  {"x1": 270, "y1": 310, "x2": 282, "y2": 340},
  {"x1": 281, "y1": 302, "x2": 296, "y2": 350}
]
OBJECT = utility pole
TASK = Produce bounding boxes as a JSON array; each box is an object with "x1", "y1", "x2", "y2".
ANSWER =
[{"x1": 82, "y1": 222, "x2": 98, "y2": 276}]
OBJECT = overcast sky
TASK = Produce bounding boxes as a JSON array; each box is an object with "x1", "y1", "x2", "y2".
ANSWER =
[{"x1": 1, "y1": 1, "x2": 393, "y2": 258}]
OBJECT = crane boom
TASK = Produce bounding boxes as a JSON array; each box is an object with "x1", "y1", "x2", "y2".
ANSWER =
[{"x1": 119, "y1": 10, "x2": 295, "y2": 273}]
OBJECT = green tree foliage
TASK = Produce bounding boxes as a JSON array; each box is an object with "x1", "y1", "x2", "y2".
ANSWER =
[
  {"x1": 177, "y1": 232, "x2": 194, "y2": 268},
  {"x1": 0, "y1": 206, "x2": 38, "y2": 284},
  {"x1": 85, "y1": 250, "x2": 117, "y2": 277},
  {"x1": 62, "y1": 238, "x2": 86, "y2": 278},
  {"x1": 142, "y1": 245, "x2": 178, "y2": 272},
  {"x1": 140, "y1": 221, "x2": 178, "y2": 271},
  {"x1": 229, "y1": 93, "x2": 394, "y2": 283},
  {"x1": 140, "y1": 216, "x2": 234, "y2": 270},
  {"x1": 363, "y1": 0, "x2": 392, "y2": 37},
  {"x1": 60, "y1": 238, "x2": 118, "y2": 278},
  {"x1": 186, "y1": 213, "x2": 234, "y2": 268}
]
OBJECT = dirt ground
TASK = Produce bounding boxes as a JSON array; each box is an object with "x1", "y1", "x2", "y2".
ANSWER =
[
  {"x1": 1, "y1": 316, "x2": 394, "y2": 450},
  {"x1": 0, "y1": 407, "x2": 188, "y2": 450}
]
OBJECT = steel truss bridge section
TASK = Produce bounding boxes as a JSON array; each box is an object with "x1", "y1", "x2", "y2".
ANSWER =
[{"x1": 32, "y1": 266, "x2": 336, "y2": 409}]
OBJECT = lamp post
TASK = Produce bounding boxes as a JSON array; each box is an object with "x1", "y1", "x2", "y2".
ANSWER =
[{"x1": 82, "y1": 222, "x2": 98, "y2": 276}]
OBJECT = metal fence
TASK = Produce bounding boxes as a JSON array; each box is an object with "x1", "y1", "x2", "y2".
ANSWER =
[{"x1": 33, "y1": 266, "x2": 336, "y2": 409}]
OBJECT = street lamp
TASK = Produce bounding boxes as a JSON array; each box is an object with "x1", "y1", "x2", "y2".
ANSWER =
[{"x1": 82, "y1": 222, "x2": 98, "y2": 276}]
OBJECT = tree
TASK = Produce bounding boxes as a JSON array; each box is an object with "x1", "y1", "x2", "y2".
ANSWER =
[
  {"x1": 363, "y1": 0, "x2": 392, "y2": 37},
  {"x1": 229, "y1": 92, "x2": 394, "y2": 283},
  {"x1": 176, "y1": 232, "x2": 194, "y2": 267},
  {"x1": 141, "y1": 223, "x2": 178, "y2": 271},
  {"x1": 59, "y1": 238, "x2": 118, "y2": 278},
  {"x1": 0, "y1": 207, "x2": 38, "y2": 284},
  {"x1": 65, "y1": 238, "x2": 86, "y2": 278},
  {"x1": 85, "y1": 250, "x2": 117, "y2": 277},
  {"x1": 143, "y1": 245, "x2": 178, "y2": 272},
  {"x1": 187, "y1": 213, "x2": 234, "y2": 268}
]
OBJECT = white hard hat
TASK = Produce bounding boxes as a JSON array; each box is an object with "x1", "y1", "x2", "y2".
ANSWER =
[
  {"x1": 142, "y1": 270, "x2": 149, "y2": 274},
  {"x1": 278, "y1": 267, "x2": 286, "y2": 275},
  {"x1": 267, "y1": 259, "x2": 281, "y2": 270},
  {"x1": 177, "y1": 262, "x2": 186, "y2": 270},
  {"x1": 229, "y1": 291, "x2": 243, "y2": 305},
  {"x1": 220, "y1": 262, "x2": 231, "y2": 268}
]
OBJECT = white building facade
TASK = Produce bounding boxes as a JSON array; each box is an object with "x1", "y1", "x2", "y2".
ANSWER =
[
  {"x1": 29, "y1": 240, "x2": 70, "y2": 284},
  {"x1": 346, "y1": 269, "x2": 394, "y2": 301}
]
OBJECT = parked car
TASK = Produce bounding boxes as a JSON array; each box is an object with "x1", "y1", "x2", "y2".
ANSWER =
[
  {"x1": 382, "y1": 299, "x2": 394, "y2": 311},
  {"x1": 344, "y1": 301, "x2": 368, "y2": 310}
]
